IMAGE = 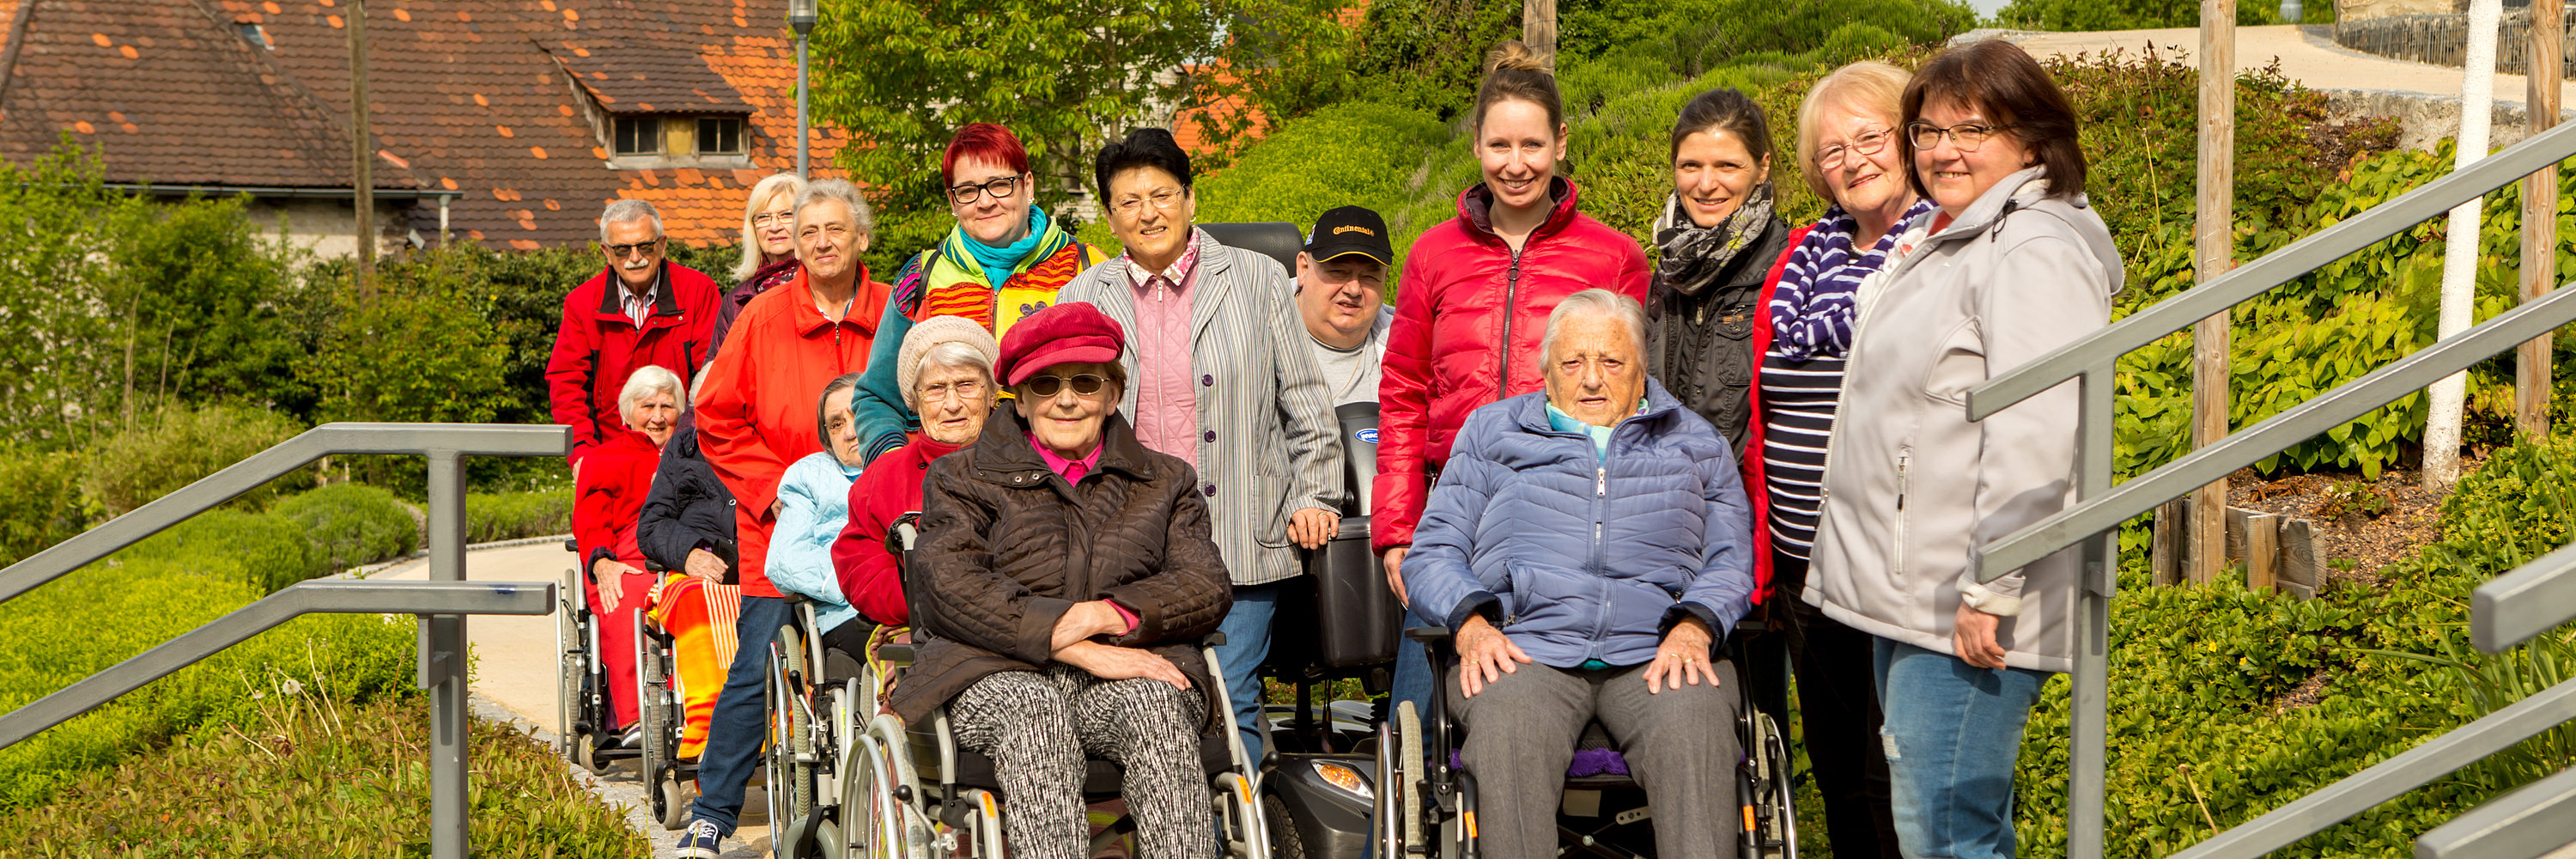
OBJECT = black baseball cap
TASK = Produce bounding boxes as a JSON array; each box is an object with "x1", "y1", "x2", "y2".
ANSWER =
[{"x1": 1303, "y1": 205, "x2": 1394, "y2": 267}]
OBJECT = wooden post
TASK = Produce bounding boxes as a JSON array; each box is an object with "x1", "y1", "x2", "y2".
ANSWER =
[
  {"x1": 348, "y1": 0, "x2": 374, "y2": 300},
  {"x1": 2151, "y1": 499, "x2": 2186, "y2": 587},
  {"x1": 2523, "y1": 0, "x2": 2563, "y2": 437},
  {"x1": 2191, "y1": 0, "x2": 2237, "y2": 586},
  {"x1": 2245, "y1": 512, "x2": 2281, "y2": 590},
  {"x1": 1523, "y1": 0, "x2": 1558, "y2": 67},
  {"x1": 2280, "y1": 518, "x2": 2320, "y2": 600}
]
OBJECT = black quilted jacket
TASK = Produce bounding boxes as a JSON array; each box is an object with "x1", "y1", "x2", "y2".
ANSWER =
[
  {"x1": 890, "y1": 409, "x2": 1234, "y2": 728},
  {"x1": 635, "y1": 423, "x2": 738, "y2": 576}
]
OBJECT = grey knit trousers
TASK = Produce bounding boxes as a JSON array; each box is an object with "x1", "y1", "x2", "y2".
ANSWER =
[
  {"x1": 949, "y1": 665, "x2": 1216, "y2": 859},
  {"x1": 1447, "y1": 660, "x2": 1743, "y2": 859}
]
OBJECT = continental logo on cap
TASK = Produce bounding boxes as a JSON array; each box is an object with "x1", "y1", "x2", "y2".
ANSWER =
[{"x1": 1333, "y1": 225, "x2": 1376, "y2": 236}]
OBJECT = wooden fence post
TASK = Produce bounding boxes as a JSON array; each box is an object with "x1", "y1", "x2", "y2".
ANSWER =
[
  {"x1": 2523, "y1": 0, "x2": 2562, "y2": 437},
  {"x1": 2192, "y1": 0, "x2": 2238, "y2": 585}
]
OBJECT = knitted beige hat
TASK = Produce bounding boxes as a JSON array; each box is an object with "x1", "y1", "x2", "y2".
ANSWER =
[{"x1": 897, "y1": 315, "x2": 1001, "y2": 411}]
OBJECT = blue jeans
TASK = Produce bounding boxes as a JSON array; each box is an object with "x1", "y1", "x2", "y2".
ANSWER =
[
  {"x1": 1873, "y1": 637, "x2": 2049, "y2": 859},
  {"x1": 1215, "y1": 582, "x2": 1281, "y2": 764},
  {"x1": 1389, "y1": 633, "x2": 1434, "y2": 722},
  {"x1": 689, "y1": 594, "x2": 790, "y2": 835}
]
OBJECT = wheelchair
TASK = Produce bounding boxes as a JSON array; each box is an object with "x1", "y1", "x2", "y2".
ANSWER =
[
  {"x1": 824, "y1": 515, "x2": 1276, "y2": 859},
  {"x1": 1376, "y1": 620, "x2": 1801, "y2": 859},
  {"x1": 556, "y1": 539, "x2": 644, "y2": 776},
  {"x1": 761, "y1": 597, "x2": 872, "y2": 858}
]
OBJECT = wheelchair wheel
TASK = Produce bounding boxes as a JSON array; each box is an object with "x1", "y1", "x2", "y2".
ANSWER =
[
  {"x1": 768, "y1": 624, "x2": 817, "y2": 858},
  {"x1": 556, "y1": 567, "x2": 583, "y2": 758},
  {"x1": 659, "y1": 774, "x2": 693, "y2": 831},
  {"x1": 1395, "y1": 700, "x2": 1424, "y2": 848},
  {"x1": 574, "y1": 731, "x2": 606, "y2": 777},
  {"x1": 1743, "y1": 710, "x2": 1800, "y2": 859},
  {"x1": 1261, "y1": 793, "x2": 1309, "y2": 859}
]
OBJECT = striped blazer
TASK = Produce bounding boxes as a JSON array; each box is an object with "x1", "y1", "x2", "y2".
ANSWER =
[{"x1": 1055, "y1": 228, "x2": 1347, "y2": 586}]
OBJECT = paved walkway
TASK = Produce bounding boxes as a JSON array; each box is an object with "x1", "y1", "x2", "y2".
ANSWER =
[
  {"x1": 2010, "y1": 24, "x2": 2576, "y2": 102},
  {"x1": 369, "y1": 539, "x2": 770, "y2": 859}
]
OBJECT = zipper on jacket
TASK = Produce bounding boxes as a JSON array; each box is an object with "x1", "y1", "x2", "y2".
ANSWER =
[
  {"x1": 1585, "y1": 443, "x2": 1613, "y2": 661},
  {"x1": 1495, "y1": 247, "x2": 1526, "y2": 397},
  {"x1": 1893, "y1": 449, "x2": 1912, "y2": 574}
]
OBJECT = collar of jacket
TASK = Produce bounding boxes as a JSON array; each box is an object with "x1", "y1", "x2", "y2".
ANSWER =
[
  {"x1": 969, "y1": 407, "x2": 1159, "y2": 488},
  {"x1": 788, "y1": 264, "x2": 881, "y2": 337},
  {"x1": 1456, "y1": 176, "x2": 1583, "y2": 246},
  {"x1": 1504, "y1": 376, "x2": 1687, "y2": 440},
  {"x1": 1099, "y1": 227, "x2": 1236, "y2": 284},
  {"x1": 1923, "y1": 166, "x2": 2065, "y2": 244},
  {"x1": 592, "y1": 264, "x2": 681, "y2": 321},
  {"x1": 741, "y1": 257, "x2": 802, "y2": 302},
  {"x1": 909, "y1": 432, "x2": 969, "y2": 462}
]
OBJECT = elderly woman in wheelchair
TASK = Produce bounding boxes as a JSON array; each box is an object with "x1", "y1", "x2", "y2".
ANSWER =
[
  {"x1": 890, "y1": 302, "x2": 1238, "y2": 859},
  {"x1": 1401, "y1": 289, "x2": 1759, "y2": 859}
]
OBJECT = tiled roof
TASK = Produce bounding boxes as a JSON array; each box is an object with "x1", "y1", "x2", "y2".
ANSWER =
[
  {"x1": 0, "y1": 0, "x2": 844, "y2": 253},
  {"x1": 0, "y1": 0, "x2": 419, "y2": 188}
]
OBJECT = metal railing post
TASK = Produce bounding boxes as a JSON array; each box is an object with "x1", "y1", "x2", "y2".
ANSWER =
[
  {"x1": 424, "y1": 448, "x2": 469, "y2": 859},
  {"x1": 2069, "y1": 363, "x2": 2116, "y2": 859}
]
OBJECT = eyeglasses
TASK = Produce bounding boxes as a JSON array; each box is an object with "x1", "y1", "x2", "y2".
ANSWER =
[
  {"x1": 1023, "y1": 374, "x2": 1109, "y2": 398},
  {"x1": 918, "y1": 377, "x2": 988, "y2": 404},
  {"x1": 1814, "y1": 128, "x2": 1893, "y2": 168},
  {"x1": 603, "y1": 238, "x2": 663, "y2": 258},
  {"x1": 1109, "y1": 188, "x2": 1187, "y2": 219},
  {"x1": 750, "y1": 210, "x2": 794, "y2": 229},
  {"x1": 1907, "y1": 121, "x2": 2014, "y2": 153},
  {"x1": 949, "y1": 174, "x2": 1026, "y2": 205}
]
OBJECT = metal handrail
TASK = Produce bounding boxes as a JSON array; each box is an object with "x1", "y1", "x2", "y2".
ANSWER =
[
  {"x1": 0, "y1": 423, "x2": 568, "y2": 859},
  {"x1": 0, "y1": 580, "x2": 552, "y2": 749},
  {"x1": 2473, "y1": 542, "x2": 2576, "y2": 653},
  {"x1": 1938, "y1": 102, "x2": 2576, "y2": 859}
]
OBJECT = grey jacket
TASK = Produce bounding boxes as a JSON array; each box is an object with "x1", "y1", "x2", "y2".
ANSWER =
[
  {"x1": 1056, "y1": 229, "x2": 1347, "y2": 586},
  {"x1": 1802, "y1": 168, "x2": 2123, "y2": 673}
]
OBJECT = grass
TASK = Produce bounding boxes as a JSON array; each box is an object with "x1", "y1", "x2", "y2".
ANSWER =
[{"x1": 1, "y1": 691, "x2": 648, "y2": 857}]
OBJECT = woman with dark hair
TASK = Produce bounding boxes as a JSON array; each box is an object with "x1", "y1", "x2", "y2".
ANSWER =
[
  {"x1": 1374, "y1": 40, "x2": 1651, "y2": 716},
  {"x1": 1649, "y1": 87, "x2": 1789, "y2": 457},
  {"x1": 1054, "y1": 126, "x2": 1345, "y2": 764},
  {"x1": 1804, "y1": 40, "x2": 2123, "y2": 859}
]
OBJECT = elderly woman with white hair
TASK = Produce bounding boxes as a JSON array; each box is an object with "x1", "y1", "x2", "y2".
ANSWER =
[
  {"x1": 714, "y1": 173, "x2": 807, "y2": 355},
  {"x1": 572, "y1": 363, "x2": 686, "y2": 742},
  {"x1": 1400, "y1": 288, "x2": 1758, "y2": 859},
  {"x1": 832, "y1": 316, "x2": 1000, "y2": 628}
]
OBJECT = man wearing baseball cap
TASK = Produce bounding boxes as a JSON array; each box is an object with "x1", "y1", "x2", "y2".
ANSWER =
[{"x1": 1296, "y1": 205, "x2": 1397, "y2": 407}]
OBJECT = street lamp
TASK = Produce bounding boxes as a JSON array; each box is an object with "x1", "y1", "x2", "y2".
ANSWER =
[{"x1": 789, "y1": 0, "x2": 817, "y2": 180}]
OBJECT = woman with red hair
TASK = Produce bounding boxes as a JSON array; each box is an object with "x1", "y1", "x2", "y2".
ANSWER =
[{"x1": 846, "y1": 123, "x2": 1109, "y2": 464}]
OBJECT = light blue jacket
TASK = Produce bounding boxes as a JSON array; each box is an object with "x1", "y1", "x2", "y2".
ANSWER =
[
  {"x1": 1402, "y1": 380, "x2": 1756, "y2": 667},
  {"x1": 770, "y1": 451, "x2": 863, "y2": 632}
]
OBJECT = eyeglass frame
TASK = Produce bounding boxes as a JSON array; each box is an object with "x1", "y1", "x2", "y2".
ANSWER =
[
  {"x1": 750, "y1": 210, "x2": 795, "y2": 230},
  {"x1": 602, "y1": 237, "x2": 665, "y2": 258},
  {"x1": 1022, "y1": 373, "x2": 1112, "y2": 398},
  {"x1": 1905, "y1": 120, "x2": 2016, "y2": 153},
  {"x1": 1108, "y1": 187, "x2": 1188, "y2": 220},
  {"x1": 1814, "y1": 127, "x2": 1895, "y2": 169},
  {"x1": 916, "y1": 375, "x2": 992, "y2": 405},
  {"x1": 948, "y1": 173, "x2": 1028, "y2": 206}
]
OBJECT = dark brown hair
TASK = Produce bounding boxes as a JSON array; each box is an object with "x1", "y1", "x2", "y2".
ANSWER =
[
  {"x1": 1899, "y1": 40, "x2": 2085, "y2": 201},
  {"x1": 1669, "y1": 88, "x2": 1771, "y2": 165},
  {"x1": 1472, "y1": 40, "x2": 1564, "y2": 135}
]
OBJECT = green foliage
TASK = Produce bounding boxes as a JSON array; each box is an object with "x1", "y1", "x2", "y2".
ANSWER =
[
  {"x1": 810, "y1": 0, "x2": 1228, "y2": 211},
  {"x1": 0, "y1": 692, "x2": 648, "y2": 856},
  {"x1": 272, "y1": 484, "x2": 420, "y2": 575},
  {"x1": 100, "y1": 192, "x2": 310, "y2": 417},
  {"x1": 467, "y1": 488, "x2": 576, "y2": 544},
  {"x1": 1995, "y1": 0, "x2": 2325, "y2": 31},
  {"x1": 79, "y1": 404, "x2": 311, "y2": 516},
  {"x1": 0, "y1": 448, "x2": 90, "y2": 567},
  {"x1": 1345, "y1": 0, "x2": 1523, "y2": 119},
  {"x1": 2008, "y1": 432, "x2": 2576, "y2": 858},
  {"x1": 1195, "y1": 101, "x2": 1452, "y2": 233},
  {"x1": 0, "y1": 563, "x2": 415, "y2": 808},
  {"x1": 123, "y1": 510, "x2": 322, "y2": 594}
]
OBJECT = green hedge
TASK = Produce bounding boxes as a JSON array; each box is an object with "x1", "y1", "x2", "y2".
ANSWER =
[
  {"x1": 274, "y1": 484, "x2": 421, "y2": 576},
  {"x1": 2010, "y1": 432, "x2": 2576, "y2": 857},
  {"x1": 467, "y1": 488, "x2": 576, "y2": 544}
]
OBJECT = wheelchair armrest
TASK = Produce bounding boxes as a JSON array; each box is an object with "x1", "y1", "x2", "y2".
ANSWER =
[
  {"x1": 1200, "y1": 631, "x2": 1227, "y2": 649},
  {"x1": 644, "y1": 559, "x2": 668, "y2": 573},
  {"x1": 877, "y1": 643, "x2": 914, "y2": 664},
  {"x1": 562, "y1": 538, "x2": 580, "y2": 553},
  {"x1": 1403, "y1": 626, "x2": 1452, "y2": 645}
]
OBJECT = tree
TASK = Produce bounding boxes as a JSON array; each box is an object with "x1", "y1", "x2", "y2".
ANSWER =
[{"x1": 810, "y1": 0, "x2": 1230, "y2": 213}]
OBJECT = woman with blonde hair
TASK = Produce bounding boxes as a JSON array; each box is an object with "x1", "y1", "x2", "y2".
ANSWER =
[{"x1": 713, "y1": 173, "x2": 807, "y2": 353}]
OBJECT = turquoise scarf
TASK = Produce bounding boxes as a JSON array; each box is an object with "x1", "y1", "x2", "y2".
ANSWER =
[{"x1": 963, "y1": 206, "x2": 1051, "y2": 289}]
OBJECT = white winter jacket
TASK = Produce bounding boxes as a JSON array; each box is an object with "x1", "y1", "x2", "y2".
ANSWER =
[{"x1": 1802, "y1": 167, "x2": 2124, "y2": 673}]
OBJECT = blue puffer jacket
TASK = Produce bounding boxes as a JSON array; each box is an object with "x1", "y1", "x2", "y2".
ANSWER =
[
  {"x1": 1403, "y1": 380, "x2": 1756, "y2": 668},
  {"x1": 769, "y1": 451, "x2": 864, "y2": 634}
]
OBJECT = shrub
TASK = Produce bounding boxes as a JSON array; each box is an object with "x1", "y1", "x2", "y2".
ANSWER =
[
  {"x1": 273, "y1": 484, "x2": 421, "y2": 576},
  {"x1": 468, "y1": 488, "x2": 576, "y2": 544},
  {"x1": 121, "y1": 509, "x2": 321, "y2": 594},
  {"x1": 0, "y1": 448, "x2": 90, "y2": 566},
  {"x1": 79, "y1": 404, "x2": 311, "y2": 516},
  {"x1": 1194, "y1": 101, "x2": 1452, "y2": 237},
  {"x1": 0, "y1": 562, "x2": 415, "y2": 808}
]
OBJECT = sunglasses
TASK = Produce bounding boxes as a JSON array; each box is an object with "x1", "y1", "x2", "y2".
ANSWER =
[
  {"x1": 1023, "y1": 374, "x2": 1110, "y2": 398},
  {"x1": 604, "y1": 238, "x2": 664, "y2": 258}
]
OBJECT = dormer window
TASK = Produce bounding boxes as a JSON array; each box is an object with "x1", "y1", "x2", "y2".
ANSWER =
[
  {"x1": 697, "y1": 118, "x2": 743, "y2": 156},
  {"x1": 237, "y1": 23, "x2": 271, "y2": 50},
  {"x1": 614, "y1": 117, "x2": 660, "y2": 156}
]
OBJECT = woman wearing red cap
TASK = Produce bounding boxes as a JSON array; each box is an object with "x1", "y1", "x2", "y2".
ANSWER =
[{"x1": 892, "y1": 302, "x2": 1234, "y2": 859}]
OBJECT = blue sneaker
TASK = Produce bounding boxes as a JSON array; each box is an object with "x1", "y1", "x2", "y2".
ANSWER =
[{"x1": 675, "y1": 818, "x2": 723, "y2": 859}]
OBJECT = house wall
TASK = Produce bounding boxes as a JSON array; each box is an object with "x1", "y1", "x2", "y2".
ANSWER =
[{"x1": 239, "y1": 198, "x2": 420, "y2": 262}]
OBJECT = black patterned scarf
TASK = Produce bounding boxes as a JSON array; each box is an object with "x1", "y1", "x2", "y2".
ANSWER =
[{"x1": 1651, "y1": 182, "x2": 1777, "y2": 298}]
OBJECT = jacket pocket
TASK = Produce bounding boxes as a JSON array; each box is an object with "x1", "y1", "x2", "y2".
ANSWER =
[{"x1": 1920, "y1": 316, "x2": 1984, "y2": 407}]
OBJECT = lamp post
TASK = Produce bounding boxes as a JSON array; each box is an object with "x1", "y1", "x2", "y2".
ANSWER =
[{"x1": 789, "y1": 0, "x2": 816, "y2": 180}]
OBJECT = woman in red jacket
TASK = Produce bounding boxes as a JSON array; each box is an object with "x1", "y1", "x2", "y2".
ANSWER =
[
  {"x1": 1374, "y1": 40, "x2": 1651, "y2": 594},
  {"x1": 573, "y1": 364, "x2": 683, "y2": 738},
  {"x1": 830, "y1": 317, "x2": 1000, "y2": 628},
  {"x1": 1373, "y1": 40, "x2": 1650, "y2": 716}
]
